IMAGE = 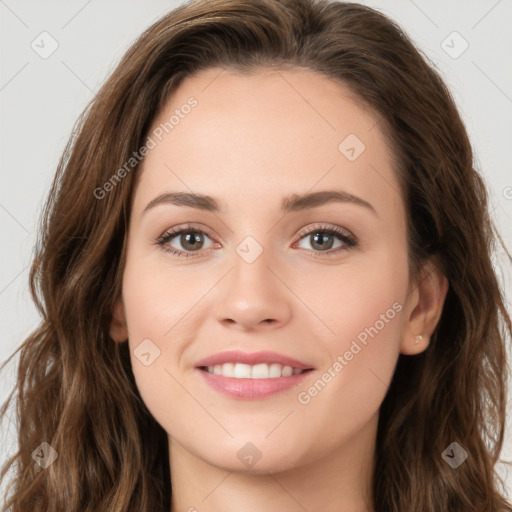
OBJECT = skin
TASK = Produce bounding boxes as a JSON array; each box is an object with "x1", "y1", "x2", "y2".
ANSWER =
[{"x1": 110, "y1": 67, "x2": 448, "y2": 512}]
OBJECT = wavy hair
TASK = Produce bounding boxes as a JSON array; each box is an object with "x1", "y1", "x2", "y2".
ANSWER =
[{"x1": 1, "y1": 0, "x2": 511, "y2": 510}]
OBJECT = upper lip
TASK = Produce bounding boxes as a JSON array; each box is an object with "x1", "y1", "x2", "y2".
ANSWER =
[{"x1": 195, "y1": 350, "x2": 314, "y2": 370}]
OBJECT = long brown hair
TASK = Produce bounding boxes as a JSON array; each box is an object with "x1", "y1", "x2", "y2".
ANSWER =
[{"x1": 1, "y1": 0, "x2": 511, "y2": 510}]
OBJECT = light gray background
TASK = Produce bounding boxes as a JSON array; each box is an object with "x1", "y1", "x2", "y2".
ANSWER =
[{"x1": 1, "y1": 0, "x2": 511, "y2": 499}]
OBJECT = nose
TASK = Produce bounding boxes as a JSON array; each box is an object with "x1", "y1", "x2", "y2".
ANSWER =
[{"x1": 214, "y1": 248, "x2": 293, "y2": 332}]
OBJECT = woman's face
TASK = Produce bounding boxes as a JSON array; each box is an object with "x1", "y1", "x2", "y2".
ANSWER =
[{"x1": 113, "y1": 67, "x2": 433, "y2": 474}]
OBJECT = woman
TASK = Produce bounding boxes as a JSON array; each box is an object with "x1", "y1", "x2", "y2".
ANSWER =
[{"x1": 1, "y1": 0, "x2": 511, "y2": 510}]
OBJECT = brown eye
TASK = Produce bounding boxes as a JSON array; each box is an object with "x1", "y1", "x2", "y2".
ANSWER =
[
  {"x1": 157, "y1": 227, "x2": 216, "y2": 256},
  {"x1": 308, "y1": 231, "x2": 336, "y2": 251},
  {"x1": 179, "y1": 231, "x2": 206, "y2": 251},
  {"x1": 295, "y1": 225, "x2": 357, "y2": 254}
]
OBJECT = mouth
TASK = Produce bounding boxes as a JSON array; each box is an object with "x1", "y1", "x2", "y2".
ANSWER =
[
  {"x1": 198, "y1": 362, "x2": 313, "y2": 379},
  {"x1": 195, "y1": 350, "x2": 315, "y2": 377},
  {"x1": 194, "y1": 350, "x2": 315, "y2": 399}
]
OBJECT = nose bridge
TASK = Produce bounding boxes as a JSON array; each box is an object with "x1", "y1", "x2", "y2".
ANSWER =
[
  {"x1": 229, "y1": 235, "x2": 279, "y2": 304},
  {"x1": 214, "y1": 233, "x2": 293, "y2": 329}
]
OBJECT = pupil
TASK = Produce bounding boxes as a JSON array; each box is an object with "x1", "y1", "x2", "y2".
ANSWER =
[
  {"x1": 312, "y1": 232, "x2": 333, "y2": 250},
  {"x1": 182, "y1": 232, "x2": 203, "y2": 250}
]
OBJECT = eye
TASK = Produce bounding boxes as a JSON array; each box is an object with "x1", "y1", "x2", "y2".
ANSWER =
[
  {"x1": 156, "y1": 222, "x2": 357, "y2": 259},
  {"x1": 156, "y1": 224, "x2": 217, "y2": 258},
  {"x1": 293, "y1": 223, "x2": 357, "y2": 256}
]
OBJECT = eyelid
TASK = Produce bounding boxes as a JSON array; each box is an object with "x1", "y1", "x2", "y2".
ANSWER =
[
  {"x1": 294, "y1": 222, "x2": 354, "y2": 241},
  {"x1": 157, "y1": 223, "x2": 217, "y2": 242}
]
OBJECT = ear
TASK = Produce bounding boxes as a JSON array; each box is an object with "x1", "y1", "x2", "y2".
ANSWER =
[
  {"x1": 400, "y1": 262, "x2": 449, "y2": 355},
  {"x1": 110, "y1": 299, "x2": 128, "y2": 343}
]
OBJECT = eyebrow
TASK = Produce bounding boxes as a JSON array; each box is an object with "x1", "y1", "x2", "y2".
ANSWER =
[{"x1": 143, "y1": 189, "x2": 377, "y2": 216}]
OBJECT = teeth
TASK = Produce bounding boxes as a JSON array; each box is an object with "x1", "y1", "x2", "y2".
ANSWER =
[
  {"x1": 234, "y1": 363, "x2": 252, "y2": 378},
  {"x1": 205, "y1": 362, "x2": 304, "y2": 379}
]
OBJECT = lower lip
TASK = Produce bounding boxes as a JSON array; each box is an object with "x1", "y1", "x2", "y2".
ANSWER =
[{"x1": 196, "y1": 368, "x2": 313, "y2": 399}]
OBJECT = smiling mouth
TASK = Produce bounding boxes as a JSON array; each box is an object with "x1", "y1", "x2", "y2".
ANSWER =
[{"x1": 199, "y1": 362, "x2": 313, "y2": 379}]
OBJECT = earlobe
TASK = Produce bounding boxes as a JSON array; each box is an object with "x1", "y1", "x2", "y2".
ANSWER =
[
  {"x1": 109, "y1": 299, "x2": 128, "y2": 343},
  {"x1": 400, "y1": 263, "x2": 449, "y2": 355}
]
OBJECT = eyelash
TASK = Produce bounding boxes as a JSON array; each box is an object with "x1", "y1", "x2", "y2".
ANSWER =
[{"x1": 155, "y1": 223, "x2": 358, "y2": 259}]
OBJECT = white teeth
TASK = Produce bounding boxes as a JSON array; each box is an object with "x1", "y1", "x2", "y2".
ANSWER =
[
  {"x1": 220, "y1": 362, "x2": 234, "y2": 377},
  {"x1": 269, "y1": 363, "x2": 282, "y2": 378},
  {"x1": 234, "y1": 363, "x2": 252, "y2": 378},
  {"x1": 252, "y1": 363, "x2": 270, "y2": 378},
  {"x1": 205, "y1": 362, "x2": 304, "y2": 379}
]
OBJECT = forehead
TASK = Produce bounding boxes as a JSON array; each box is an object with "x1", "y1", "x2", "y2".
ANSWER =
[{"x1": 133, "y1": 66, "x2": 402, "y2": 221}]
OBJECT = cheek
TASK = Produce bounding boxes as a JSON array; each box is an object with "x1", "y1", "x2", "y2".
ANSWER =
[
  {"x1": 122, "y1": 249, "x2": 211, "y2": 345},
  {"x1": 120, "y1": 254, "x2": 210, "y2": 417},
  {"x1": 293, "y1": 244, "x2": 408, "y2": 348},
  {"x1": 294, "y1": 284, "x2": 405, "y2": 453},
  {"x1": 294, "y1": 247, "x2": 407, "y2": 408}
]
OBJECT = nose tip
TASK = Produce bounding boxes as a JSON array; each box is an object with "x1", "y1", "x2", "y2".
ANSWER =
[{"x1": 214, "y1": 259, "x2": 293, "y2": 332}]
